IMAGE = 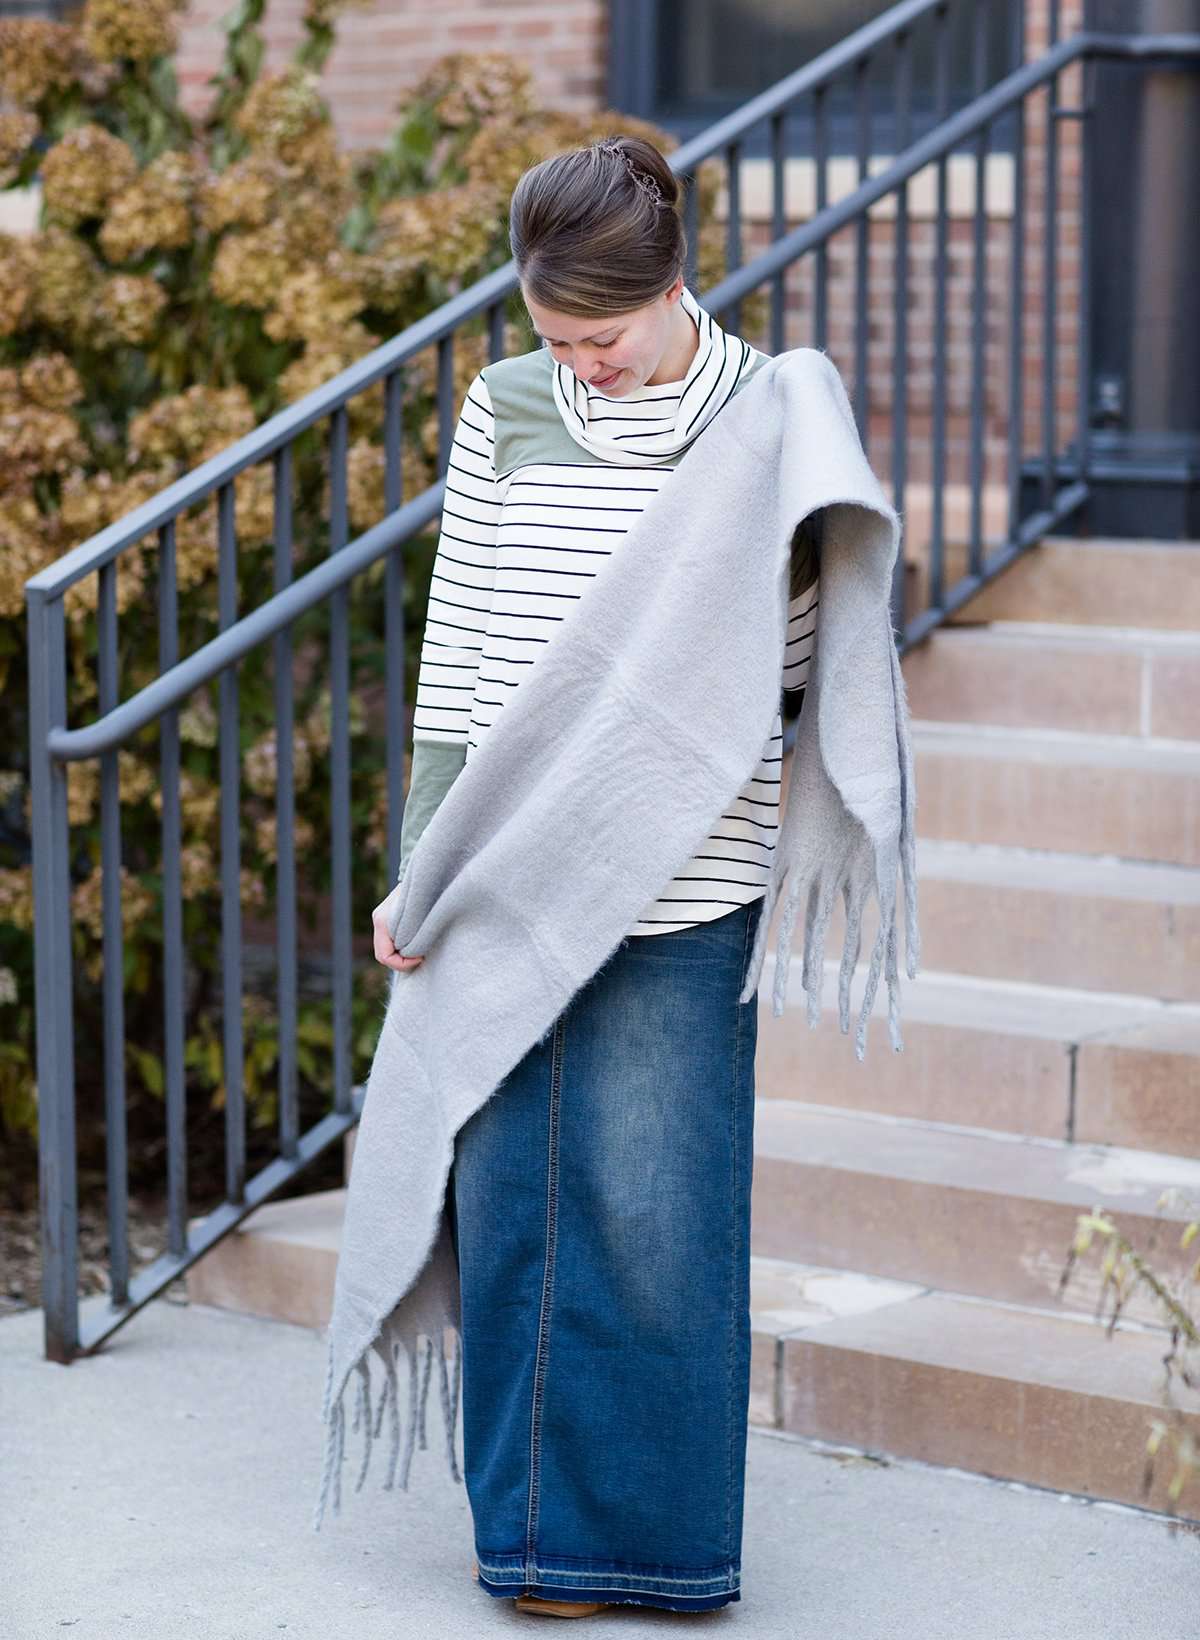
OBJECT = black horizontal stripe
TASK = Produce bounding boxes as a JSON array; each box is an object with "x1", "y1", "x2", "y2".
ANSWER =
[
  {"x1": 435, "y1": 528, "x2": 503, "y2": 552},
  {"x1": 493, "y1": 542, "x2": 615, "y2": 559},
  {"x1": 423, "y1": 615, "x2": 490, "y2": 639},
  {"x1": 637, "y1": 895, "x2": 753, "y2": 911},
  {"x1": 500, "y1": 498, "x2": 651, "y2": 514},
  {"x1": 497, "y1": 518, "x2": 631, "y2": 535},
  {"x1": 455, "y1": 412, "x2": 494, "y2": 443},
  {"x1": 583, "y1": 410, "x2": 681, "y2": 425},
  {"x1": 492, "y1": 585, "x2": 590, "y2": 603},
  {"x1": 430, "y1": 570, "x2": 497, "y2": 598},
  {"x1": 507, "y1": 474, "x2": 665, "y2": 492},
  {"x1": 427, "y1": 589, "x2": 493, "y2": 617},
  {"x1": 705, "y1": 832, "x2": 776, "y2": 850},
  {"x1": 496, "y1": 564, "x2": 600, "y2": 581},
  {"x1": 440, "y1": 503, "x2": 506, "y2": 529}
]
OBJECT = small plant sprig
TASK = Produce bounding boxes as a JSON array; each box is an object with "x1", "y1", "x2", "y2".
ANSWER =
[{"x1": 1059, "y1": 1194, "x2": 1199, "y2": 1526}]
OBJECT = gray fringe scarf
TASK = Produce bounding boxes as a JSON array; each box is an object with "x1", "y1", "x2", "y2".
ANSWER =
[{"x1": 312, "y1": 345, "x2": 920, "y2": 1531}]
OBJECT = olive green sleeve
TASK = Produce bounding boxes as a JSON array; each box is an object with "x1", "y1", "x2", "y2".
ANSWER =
[{"x1": 396, "y1": 738, "x2": 468, "y2": 882}]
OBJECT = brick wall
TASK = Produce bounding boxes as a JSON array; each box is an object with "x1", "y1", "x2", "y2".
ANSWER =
[{"x1": 175, "y1": 0, "x2": 608, "y2": 144}]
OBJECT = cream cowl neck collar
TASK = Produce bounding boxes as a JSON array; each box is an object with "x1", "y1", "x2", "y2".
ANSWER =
[{"x1": 549, "y1": 283, "x2": 758, "y2": 464}]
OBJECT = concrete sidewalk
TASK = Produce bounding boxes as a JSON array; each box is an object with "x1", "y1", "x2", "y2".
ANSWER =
[{"x1": 2, "y1": 1295, "x2": 1194, "y2": 1640}]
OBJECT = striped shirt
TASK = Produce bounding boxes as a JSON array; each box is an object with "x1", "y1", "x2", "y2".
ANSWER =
[{"x1": 412, "y1": 361, "x2": 819, "y2": 936}]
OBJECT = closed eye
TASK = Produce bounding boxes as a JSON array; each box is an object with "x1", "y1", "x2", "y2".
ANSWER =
[{"x1": 540, "y1": 332, "x2": 621, "y2": 350}]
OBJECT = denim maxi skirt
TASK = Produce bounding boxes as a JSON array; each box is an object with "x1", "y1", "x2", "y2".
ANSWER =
[{"x1": 447, "y1": 892, "x2": 766, "y2": 1613}]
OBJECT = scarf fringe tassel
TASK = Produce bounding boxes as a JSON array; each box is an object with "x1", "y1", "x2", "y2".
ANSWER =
[
  {"x1": 737, "y1": 756, "x2": 920, "y2": 1061},
  {"x1": 312, "y1": 1322, "x2": 464, "y2": 1532}
]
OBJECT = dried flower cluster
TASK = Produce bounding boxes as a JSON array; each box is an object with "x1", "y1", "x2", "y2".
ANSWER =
[
  {"x1": 99, "y1": 149, "x2": 204, "y2": 264},
  {"x1": 363, "y1": 182, "x2": 498, "y2": 303},
  {"x1": 0, "y1": 867, "x2": 34, "y2": 935},
  {"x1": 0, "y1": 19, "x2": 78, "y2": 108},
  {"x1": 0, "y1": 111, "x2": 39, "y2": 187},
  {"x1": 96, "y1": 272, "x2": 169, "y2": 345},
  {"x1": 409, "y1": 50, "x2": 537, "y2": 131},
  {"x1": 79, "y1": 0, "x2": 181, "y2": 68},
  {"x1": 0, "y1": 398, "x2": 86, "y2": 488},
  {"x1": 127, "y1": 382, "x2": 256, "y2": 467},
  {"x1": 0, "y1": 232, "x2": 35, "y2": 335},
  {"x1": 261, "y1": 251, "x2": 364, "y2": 345},
  {"x1": 25, "y1": 227, "x2": 103, "y2": 341},
  {"x1": 40, "y1": 123, "x2": 138, "y2": 226}
]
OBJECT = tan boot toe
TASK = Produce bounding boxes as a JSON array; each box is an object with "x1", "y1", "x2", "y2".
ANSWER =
[{"x1": 514, "y1": 1593, "x2": 612, "y2": 1616}]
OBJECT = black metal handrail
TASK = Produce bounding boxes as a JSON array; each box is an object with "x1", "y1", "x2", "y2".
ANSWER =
[{"x1": 25, "y1": 0, "x2": 1200, "y2": 1363}]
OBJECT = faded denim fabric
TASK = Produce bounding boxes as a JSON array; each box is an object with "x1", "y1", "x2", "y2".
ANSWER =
[{"x1": 448, "y1": 894, "x2": 765, "y2": 1613}]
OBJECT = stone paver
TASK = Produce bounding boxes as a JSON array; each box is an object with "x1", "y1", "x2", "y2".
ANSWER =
[{"x1": 2, "y1": 1295, "x2": 1196, "y2": 1639}]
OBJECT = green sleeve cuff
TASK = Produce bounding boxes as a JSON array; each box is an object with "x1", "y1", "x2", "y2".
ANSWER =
[{"x1": 396, "y1": 739, "x2": 468, "y2": 882}]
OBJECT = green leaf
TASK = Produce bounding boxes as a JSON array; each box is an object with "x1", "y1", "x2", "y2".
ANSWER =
[
  {"x1": 127, "y1": 1043, "x2": 165, "y2": 1098},
  {"x1": 221, "y1": 0, "x2": 259, "y2": 37},
  {"x1": 232, "y1": 32, "x2": 265, "y2": 80}
]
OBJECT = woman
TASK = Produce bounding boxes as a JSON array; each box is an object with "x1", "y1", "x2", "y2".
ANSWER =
[{"x1": 372, "y1": 135, "x2": 821, "y2": 1618}]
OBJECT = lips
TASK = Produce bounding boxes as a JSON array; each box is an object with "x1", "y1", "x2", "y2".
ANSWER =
[{"x1": 592, "y1": 370, "x2": 621, "y2": 390}]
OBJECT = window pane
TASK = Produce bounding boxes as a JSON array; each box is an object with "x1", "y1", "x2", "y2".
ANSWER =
[{"x1": 656, "y1": 0, "x2": 1016, "y2": 132}]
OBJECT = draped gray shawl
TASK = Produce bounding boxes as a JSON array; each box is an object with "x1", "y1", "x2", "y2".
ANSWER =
[{"x1": 312, "y1": 345, "x2": 920, "y2": 1531}]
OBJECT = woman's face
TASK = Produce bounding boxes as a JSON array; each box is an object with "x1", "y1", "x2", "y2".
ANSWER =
[{"x1": 522, "y1": 276, "x2": 685, "y2": 396}]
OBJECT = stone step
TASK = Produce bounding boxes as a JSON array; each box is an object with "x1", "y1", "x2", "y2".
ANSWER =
[
  {"x1": 182, "y1": 1194, "x2": 1198, "y2": 1523},
  {"x1": 750, "y1": 1101, "x2": 1200, "y2": 1325},
  {"x1": 749, "y1": 1254, "x2": 1200, "y2": 1522},
  {"x1": 909, "y1": 720, "x2": 1200, "y2": 865},
  {"x1": 760, "y1": 898, "x2": 1200, "y2": 1154},
  {"x1": 942, "y1": 536, "x2": 1200, "y2": 631},
  {"x1": 754, "y1": 954, "x2": 1200, "y2": 1159},
  {"x1": 900, "y1": 621, "x2": 1200, "y2": 740},
  {"x1": 335, "y1": 1087, "x2": 1200, "y2": 1320},
  {"x1": 186, "y1": 1187, "x2": 343, "y2": 1332},
  {"x1": 901, "y1": 838, "x2": 1200, "y2": 1002}
]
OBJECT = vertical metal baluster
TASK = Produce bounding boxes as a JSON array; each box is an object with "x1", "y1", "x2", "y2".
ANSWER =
[
  {"x1": 328, "y1": 406, "x2": 352, "y2": 1116},
  {"x1": 217, "y1": 482, "x2": 245, "y2": 1201},
  {"x1": 272, "y1": 448, "x2": 298, "y2": 1157},
  {"x1": 932, "y1": 3, "x2": 952, "y2": 614},
  {"x1": 725, "y1": 140, "x2": 742, "y2": 333},
  {"x1": 968, "y1": 0, "x2": 989, "y2": 576},
  {"x1": 97, "y1": 559, "x2": 129, "y2": 1307},
  {"x1": 1042, "y1": 0, "x2": 1061, "y2": 508},
  {"x1": 28, "y1": 588, "x2": 77, "y2": 1361},
  {"x1": 436, "y1": 332, "x2": 455, "y2": 477},
  {"x1": 1074, "y1": 53, "x2": 1094, "y2": 489},
  {"x1": 854, "y1": 53, "x2": 871, "y2": 447},
  {"x1": 488, "y1": 297, "x2": 507, "y2": 362},
  {"x1": 891, "y1": 28, "x2": 912, "y2": 633},
  {"x1": 1006, "y1": 0, "x2": 1027, "y2": 546},
  {"x1": 770, "y1": 111, "x2": 786, "y2": 354},
  {"x1": 157, "y1": 518, "x2": 187, "y2": 1260},
  {"x1": 813, "y1": 82, "x2": 829, "y2": 351},
  {"x1": 682, "y1": 169, "x2": 699, "y2": 292},
  {"x1": 384, "y1": 371, "x2": 406, "y2": 880}
]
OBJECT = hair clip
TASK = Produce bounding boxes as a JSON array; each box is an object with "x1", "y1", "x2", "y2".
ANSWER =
[{"x1": 599, "y1": 140, "x2": 665, "y2": 209}]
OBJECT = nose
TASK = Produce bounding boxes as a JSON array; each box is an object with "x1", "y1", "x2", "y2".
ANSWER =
[{"x1": 563, "y1": 351, "x2": 605, "y2": 382}]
